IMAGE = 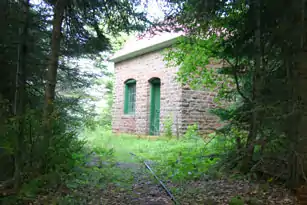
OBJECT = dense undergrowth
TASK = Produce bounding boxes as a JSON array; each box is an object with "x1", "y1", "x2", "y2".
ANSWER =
[
  {"x1": 84, "y1": 124, "x2": 233, "y2": 182},
  {"x1": 80, "y1": 125, "x2": 296, "y2": 205},
  {"x1": 1, "y1": 120, "x2": 296, "y2": 205},
  {"x1": 1, "y1": 103, "x2": 292, "y2": 205}
]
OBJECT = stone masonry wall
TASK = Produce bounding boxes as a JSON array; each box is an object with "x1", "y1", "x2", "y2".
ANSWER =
[
  {"x1": 112, "y1": 49, "x2": 182, "y2": 135},
  {"x1": 179, "y1": 59, "x2": 224, "y2": 135},
  {"x1": 112, "y1": 50, "x2": 223, "y2": 136},
  {"x1": 180, "y1": 87, "x2": 221, "y2": 134}
]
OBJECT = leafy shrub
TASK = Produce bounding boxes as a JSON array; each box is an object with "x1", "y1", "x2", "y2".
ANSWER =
[
  {"x1": 183, "y1": 124, "x2": 199, "y2": 140},
  {"x1": 158, "y1": 129, "x2": 246, "y2": 181},
  {"x1": 97, "y1": 79, "x2": 114, "y2": 130},
  {"x1": 209, "y1": 132, "x2": 236, "y2": 153},
  {"x1": 99, "y1": 109, "x2": 112, "y2": 130},
  {"x1": 151, "y1": 136, "x2": 220, "y2": 181},
  {"x1": 163, "y1": 115, "x2": 173, "y2": 139},
  {"x1": 1, "y1": 105, "x2": 88, "y2": 204},
  {"x1": 229, "y1": 196, "x2": 244, "y2": 205},
  {"x1": 167, "y1": 149, "x2": 219, "y2": 181}
]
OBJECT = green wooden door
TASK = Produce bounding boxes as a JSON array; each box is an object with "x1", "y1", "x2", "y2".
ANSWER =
[{"x1": 149, "y1": 80, "x2": 160, "y2": 135}]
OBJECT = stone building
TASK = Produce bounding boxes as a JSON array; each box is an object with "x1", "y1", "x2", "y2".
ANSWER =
[{"x1": 110, "y1": 32, "x2": 221, "y2": 136}]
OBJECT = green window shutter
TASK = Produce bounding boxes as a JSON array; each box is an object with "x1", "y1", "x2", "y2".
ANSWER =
[
  {"x1": 124, "y1": 80, "x2": 136, "y2": 114},
  {"x1": 124, "y1": 84, "x2": 129, "y2": 114},
  {"x1": 149, "y1": 79, "x2": 161, "y2": 135}
]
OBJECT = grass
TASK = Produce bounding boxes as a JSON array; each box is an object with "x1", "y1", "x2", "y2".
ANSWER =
[
  {"x1": 83, "y1": 127, "x2": 206, "y2": 162},
  {"x1": 11, "y1": 126, "x2": 231, "y2": 205},
  {"x1": 81, "y1": 125, "x2": 227, "y2": 182}
]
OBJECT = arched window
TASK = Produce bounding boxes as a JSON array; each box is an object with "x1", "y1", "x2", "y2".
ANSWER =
[{"x1": 124, "y1": 79, "x2": 136, "y2": 114}]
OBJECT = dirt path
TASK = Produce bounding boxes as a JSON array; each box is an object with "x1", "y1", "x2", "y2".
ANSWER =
[
  {"x1": 97, "y1": 161, "x2": 173, "y2": 205},
  {"x1": 87, "y1": 154, "x2": 297, "y2": 205},
  {"x1": 82, "y1": 152, "x2": 174, "y2": 205},
  {"x1": 18, "y1": 151, "x2": 298, "y2": 204},
  {"x1": 30, "y1": 152, "x2": 296, "y2": 205}
]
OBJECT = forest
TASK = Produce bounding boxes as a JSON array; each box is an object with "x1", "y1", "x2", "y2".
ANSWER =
[{"x1": 0, "y1": 0, "x2": 307, "y2": 204}]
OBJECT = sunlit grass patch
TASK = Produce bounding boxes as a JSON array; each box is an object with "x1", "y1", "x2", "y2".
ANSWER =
[
  {"x1": 81, "y1": 125, "x2": 224, "y2": 181},
  {"x1": 83, "y1": 126, "x2": 208, "y2": 160}
]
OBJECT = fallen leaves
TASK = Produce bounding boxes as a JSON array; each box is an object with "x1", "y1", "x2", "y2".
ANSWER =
[
  {"x1": 168, "y1": 178, "x2": 297, "y2": 205},
  {"x1": 27, "y1": 159, "x2": 297, "y2": 205}
]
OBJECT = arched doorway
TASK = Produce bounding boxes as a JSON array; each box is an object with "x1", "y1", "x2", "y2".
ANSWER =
[{"x1": 149, "y1": 78, "x2": 161, "y2": 135}]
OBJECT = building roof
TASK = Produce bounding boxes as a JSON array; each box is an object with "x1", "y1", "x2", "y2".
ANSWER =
[{"x1": 109, "y1": 31, "x2": 183, "y2": 63}]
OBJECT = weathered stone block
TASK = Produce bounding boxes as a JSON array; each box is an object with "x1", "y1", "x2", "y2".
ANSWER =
[{"x1": 112, "y1": 49, "x2": 222, "y2": 136}]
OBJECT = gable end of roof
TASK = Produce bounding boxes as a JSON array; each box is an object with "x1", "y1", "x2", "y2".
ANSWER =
[{"x1": 109, "y1": 35, "x2": 181, "y2": 63}]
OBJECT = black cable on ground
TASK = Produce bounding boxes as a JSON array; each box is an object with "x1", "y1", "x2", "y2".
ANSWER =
[{"x1": 129, "y1": 152, "x2": 179, "y2": 205}]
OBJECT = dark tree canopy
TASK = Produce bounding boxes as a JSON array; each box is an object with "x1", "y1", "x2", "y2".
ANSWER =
[
  {"x1": 0, "y1": 0, "x2": 150, "y2": 195},
  {"x1": 163, "y1": 0, "x2": 307, "y2": 188}
]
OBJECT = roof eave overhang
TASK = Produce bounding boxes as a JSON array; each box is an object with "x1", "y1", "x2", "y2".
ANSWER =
[{"x1": 109, "y1": 36, "x2": 180, "y2": 63}]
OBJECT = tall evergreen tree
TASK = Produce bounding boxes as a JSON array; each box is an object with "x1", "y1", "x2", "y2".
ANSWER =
[
  {"x1": 0, "y1": 0, "x2": 150, "y2": 194},
  {"x1": 164, "y1": 0, "x2": 307, "y2": 187},
  {"x1": 13, "y1": 0, "x2": 30, "y2": 190}
]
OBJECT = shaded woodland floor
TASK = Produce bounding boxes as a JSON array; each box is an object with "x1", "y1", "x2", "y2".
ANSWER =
[
  {"x1": 82, "y1": 160, "x2": 296, "y2": 205},
  {"x1": 28, "y1": 129, "x2": 297, "y2": 205}
]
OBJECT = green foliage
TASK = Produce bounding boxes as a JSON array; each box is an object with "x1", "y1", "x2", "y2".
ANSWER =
[
  {"x1": 83, "y1": 126, "x2": 222, "y2": 182},
  {"x1": 163, "y1": 0, "x2": 307, "y2": 185},
  {"x1": 164, "y1": 36, "x2": 225, "y2": 91},
  {"x1": 0, "y1": 0, "x2": 150, "y2": 201},
  {"x1": 183, "y1": 124, "x2": 199, "y2": 140},
  {"x1": 210, "y1": 131, "x2": 240, "y2": 152},
  {"x1": 161, "y1": 146, "x2": 219, "y2": 181},
  {"x1": 95, "y1": 33, "x2": 127, "y2": 130},
  {"x1": 1, "y1": 106, "x2": 87, "y2": 203},
  {"x1": 42, "y1": 145, "x2": 128, "y2": 205},
  {"x1": 163, "y1": 115, "x2": 173, "y2": 139},
  {"x1": 97, "y1": 79, "x2": 114, "y2": 129},
  {"x1": 229, "y1": 196, "x2": 244, "y2": 205}
]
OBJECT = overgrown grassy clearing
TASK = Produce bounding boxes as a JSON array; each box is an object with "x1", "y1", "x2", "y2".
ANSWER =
[
  {"x1": 82, "y1": 125, "x2": 230, "y2": 182},
  {"x1": 84, "y1": 127, "x2": 206, "y2": 162},
  {"x1": 3, "y1": 126, "x2": 230, "y2": 204}
]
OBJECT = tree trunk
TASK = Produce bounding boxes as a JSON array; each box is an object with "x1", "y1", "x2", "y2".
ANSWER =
[
  {"x1": 288, "y1": 53, "x2": 307, "y2": 188},
  {"x1": 297, "y1": 0, "x2": 307, "y2": 180},
  {"x1": 13, "y1": 0, "x2": 30, "y2": 190},
  {"x1": 44, "y1": 0, "x2": 66, "y2": 128},
  {"x1": 288, "y1": 0, "x2": 307, "y2": 188},
  {"x1": 241, "y1": 0, "x2": 262, "y2": 172}
]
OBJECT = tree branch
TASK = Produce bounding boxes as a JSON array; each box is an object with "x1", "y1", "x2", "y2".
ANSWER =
[{"x1": 224, "y1": 57, "x2": 251, "y2": 102}]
